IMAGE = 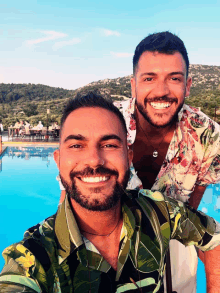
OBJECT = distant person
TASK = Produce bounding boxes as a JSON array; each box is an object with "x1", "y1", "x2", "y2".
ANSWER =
[
  {"x1": 36, "y1": 121, "x2": 43, "y2": 130},
  {"x1": 25, "y1": 120, "x2": 30, "y2": 128},
  {"x1": 14, "y1": 120, "x2": 21, "y2": 136},
  {"x1": 54, "y1": 121, "x2": 60, "y2": 136},
  {"x1": 24, "y1": 120, "x2": 30, "y2": 135},
  {"x1": 0, "y1": 121, "x2": 3, "y2": 134},
  {"x1": 14, "y1": 120, "x2": 20, "y2": 128},
  {"x1": 52, "y1": 121, "x2": 59, "y2": 129},
  {"x1": 1, "y1": 93, "x2": 220, "y2": 293},
  {"x1": 19, "y1": 120, "x2": 25, "y2": 136}
]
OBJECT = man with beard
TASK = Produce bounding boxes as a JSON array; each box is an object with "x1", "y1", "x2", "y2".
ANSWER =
[
  {"x1": 114, "y1": 31, "x2": 220, "y2": 293},
  {"x1": 1, "y1": 93, "x2": 220, "y2": 293}
]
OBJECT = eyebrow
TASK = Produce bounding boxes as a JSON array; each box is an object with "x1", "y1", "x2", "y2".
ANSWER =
[
  {"x1": 63, "y1": 134, "x2": 87, "y2": 143},
  {"x1": 139, "y1": 71, "x2": 185, "y2": 77},
  {"x1": 139, "y1": 72, "x2": 157, "y2": 77},
  {"x1": 169, "y1": 71, "x2": 185, "y2": 76},
  {"x1": 100, "y1": 134, "x2": 123, "y2": 143},
  {"x1": 63, "y1": 134, "x2": 123, "y2": 144}
]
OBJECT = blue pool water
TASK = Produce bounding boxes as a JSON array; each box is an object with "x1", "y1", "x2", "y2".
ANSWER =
[
  {"x1": 0, "y1": 146, "x2": 220, "y2": 292},
  {"x1": 0, "y1": 146, "x2": 60, "y2": 269}
]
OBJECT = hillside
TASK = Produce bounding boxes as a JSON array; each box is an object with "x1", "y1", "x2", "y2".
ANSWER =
[
  {"x1": 0, "y1": 64, "x2": 220, "y2": 127},
  {"x1": 74, "y1": 64, "x2": 220, "y2": 99}
]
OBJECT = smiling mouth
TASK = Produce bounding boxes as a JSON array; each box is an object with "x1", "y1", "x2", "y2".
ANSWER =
[
  {"x1": 78, "y1": 176, "x2": 110, "y2": 183},
  {"x1": 150, "y1": 102, "x2": 172, "y2": 109}
]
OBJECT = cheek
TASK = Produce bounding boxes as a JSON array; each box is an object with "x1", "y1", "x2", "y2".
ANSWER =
[
  {"x1": 174, "y1": 85, "x2": 186, "y2": 98},
  {"x1": 59, "y1": 155, "x2": 77, "y2": 172},
  {"x1": 136, "y1": 87, "x2": 150, "y2": 101},
  {"x1": 116, "y1": 153, "x2": 130, "y2": 170}
]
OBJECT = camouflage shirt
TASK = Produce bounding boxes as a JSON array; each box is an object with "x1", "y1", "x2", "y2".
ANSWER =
[{"x1": 1, "y1": 190, "x2": 220, "y2": 293}]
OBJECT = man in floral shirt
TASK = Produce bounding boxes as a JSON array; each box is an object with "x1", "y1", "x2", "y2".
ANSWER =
[{"x1": 115, "y1": 31, "x2": 220, "y2": 292}]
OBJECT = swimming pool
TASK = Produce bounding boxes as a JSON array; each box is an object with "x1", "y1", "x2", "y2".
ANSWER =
[
  {"x1": 0, "y1": 146, "x2": 60, "y2": 270},
  {"x1": 0, "y1": 146, "x2": 219, "y2": 292}
]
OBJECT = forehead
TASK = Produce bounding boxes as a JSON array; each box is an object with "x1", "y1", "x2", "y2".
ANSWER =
[
  {"x1": 137, "y1": 51, "x2": 186, "y2": 74},
  {"x1": 61, "y1": 107, "x2": 126, "y2": 141}
]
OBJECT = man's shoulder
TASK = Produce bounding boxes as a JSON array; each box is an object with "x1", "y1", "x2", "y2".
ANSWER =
[
  {"x1": 182, "y1": 104, "x2": 220, "y2": 131},
  {"x1": 2, "y1": 214, "x2": 57, "y2": 259},
  {"x1": 114, "y1": 98, "x2": 132, "y2": 111},
  {"x1": 0, "y1": 215, "x2": 58, "y2": 293},
  {"x1": 126, "y1": 189, "x2": 171, "y2": 216},
  {"x1": 23, "y1": 214, "x2": 56, "y2": 240},
  {"x1": 135, "y1": 189, "x2": 185, "y2": 217}
]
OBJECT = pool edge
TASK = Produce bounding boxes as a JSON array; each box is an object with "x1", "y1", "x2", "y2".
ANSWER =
[
  {"x1": 2, "y1": 142, "x2": 59, "y2": 147},
  {"x1": 0, "y1": 146, "x2": 7, "y2": 157}
]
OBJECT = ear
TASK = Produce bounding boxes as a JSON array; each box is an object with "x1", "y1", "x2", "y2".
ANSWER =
[
  {"x1": 53, "y1": 149, "x2": 60, "y2": 169},
  {"x1": 185, "y1": 76, "x2": 192, "y2": 97},
  {"x1": 128, "y1": 147, "x2": 133, "y2": 167},
  {"x1": 130, "y1": 77, "x2": 136, "y2": 98}
]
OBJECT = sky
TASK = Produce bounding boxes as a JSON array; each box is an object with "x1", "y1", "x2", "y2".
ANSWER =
[{"x1": 1, "y1": 0, "x2": 220, "y2": 90}]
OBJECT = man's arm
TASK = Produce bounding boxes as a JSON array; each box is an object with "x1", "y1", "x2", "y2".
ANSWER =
[
  {"x1": 0, "y1": 282, "x2": 37, "y2": 292},
  {"x1": 205, "y1": 245, "x2": 220, "y2": 293},
  {"x1": 188, "y1": 184, "x2": 206, "y2": 262},
  {"x1": 188, "y1": 184, "x2": 206, "y2": 210},
  {"x1": 167, "y1": 194, "x2": 220, "y2": 292},
  {"x1": 188, "y1": 184, "x2": 220, "y2": 292},
  {"x1": 0, "y1": 244, "x2": 44, "y2": 293}
]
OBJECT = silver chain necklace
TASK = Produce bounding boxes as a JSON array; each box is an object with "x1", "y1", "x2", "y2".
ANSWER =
[
  {"x1": 138, "y1": 122, "x2": 172, "y2": 158},
  {"x1": 81, "y1": 216, "x2": 121, "y2": 237}
]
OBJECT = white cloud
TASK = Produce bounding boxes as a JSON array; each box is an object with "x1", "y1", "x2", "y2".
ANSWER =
[
  {"x1": 102, "y1": 29, "x2": 121, "y2": 37},
  {"x1": 110, "y1": 51, "x2": 133, "y2": 58},
  {"x1": 26, "y1": 30, "x2": 68, "y2": 45},
  {"x1": 53, "y1": 38, "x2": 81, "y2": 50}
]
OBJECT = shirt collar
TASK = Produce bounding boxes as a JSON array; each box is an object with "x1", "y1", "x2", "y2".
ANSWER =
[
  {"x1": 55, "y1": 195, "x2": 83, "y2": 264},
  {"x1": 55, "y1": 193, "x2": 136, "y2": 266}
]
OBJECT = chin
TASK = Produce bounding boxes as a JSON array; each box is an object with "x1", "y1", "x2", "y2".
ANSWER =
[
  {"x1": 60, "y1": 169, "x2": 130, "y2": 211},
  {"x1": 72, "y1": 188, "x2": 121, "y2": 211},
  {"x1": 64, "y1": 181, "x2": 123, "y2": 211},
  {"x1": 148, "y1": 117, "x2": 174, "y2": 128}
]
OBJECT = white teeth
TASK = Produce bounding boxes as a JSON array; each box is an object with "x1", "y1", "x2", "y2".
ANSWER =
[
  {"x1": 81, "y1": 176, "x2": 109, "y2": 183},
  {"x1": 150, "y1": 102, "x2": 171, "y2": 109}
]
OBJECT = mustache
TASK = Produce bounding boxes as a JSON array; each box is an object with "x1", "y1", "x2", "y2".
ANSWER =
[
  {"x1": 144, "y1": 96, "x2": 178, "y2": 105},
  {"x1": 70, "y1": 166, "x2": 119, "y2": 179}
]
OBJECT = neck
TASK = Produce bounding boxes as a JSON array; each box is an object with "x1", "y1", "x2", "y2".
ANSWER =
[{"x1": 70, "y1": 197, "x2": 122, "y2": 236}]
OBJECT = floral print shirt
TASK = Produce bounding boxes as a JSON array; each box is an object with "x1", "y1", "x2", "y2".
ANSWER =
[
  {"x1": 114, "y1": 98, "x2": 220, "y2": 202},
  {"x1": 1, "y1": 191, "x2": 220, "y2": 293}
]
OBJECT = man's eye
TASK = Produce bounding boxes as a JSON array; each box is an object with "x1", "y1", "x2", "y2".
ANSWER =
[
  {"x1": 171, "y1": 77, "x2": 181, "y2": 81},
  {"x1": 69, "y1": 144, "x2": 82, "y2": 149},
  {"x1": 144, "y1": 77, "x2": 153, "y2": 81},
  {"x1": 103, "y1": 144, "x2": 118, "y2": 148}
]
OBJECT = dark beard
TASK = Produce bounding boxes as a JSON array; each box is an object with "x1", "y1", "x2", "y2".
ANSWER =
[
  {"x1": 60, "y1": 167, "x2": 130, "y2": 211},
  {"x1": 136, "y1": 96, "x2": 184, "y2": 128}
]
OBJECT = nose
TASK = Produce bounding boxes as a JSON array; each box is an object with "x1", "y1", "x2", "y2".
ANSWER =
[
  {"x1": 154, "y1": 80, "x2": 170, "y2": 97},
  {"x1": 83, "y1": 147, "x2": 104, "y2": 168}
]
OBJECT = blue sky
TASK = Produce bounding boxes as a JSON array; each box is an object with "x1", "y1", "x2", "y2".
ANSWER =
[{"x1": 1, "y1": 0, "x2": 220, "y2": 89}]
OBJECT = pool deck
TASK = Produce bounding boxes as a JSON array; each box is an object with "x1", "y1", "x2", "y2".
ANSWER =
[{"x1": 0, "y1": 139, "x2": 59, "y2": 156}]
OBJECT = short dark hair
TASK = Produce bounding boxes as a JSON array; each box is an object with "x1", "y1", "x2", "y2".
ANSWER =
[
  {"x1": 133, "y1": 31, "x2": 189, "y2": 77},
  {"x1": 60, "y1": 91, "x2": 128, "y2": 136}
]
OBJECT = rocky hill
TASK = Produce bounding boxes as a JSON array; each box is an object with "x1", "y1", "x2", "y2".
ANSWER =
[
  {"x1": 74, "y1": 64, "x2": 220, "y2": 99},
  {"x1": 189, "y1": 64, "x2": 220, "y2": 94},
  {"x1": 0, "y1": 64, "x2": 220, "y2": 127}
]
